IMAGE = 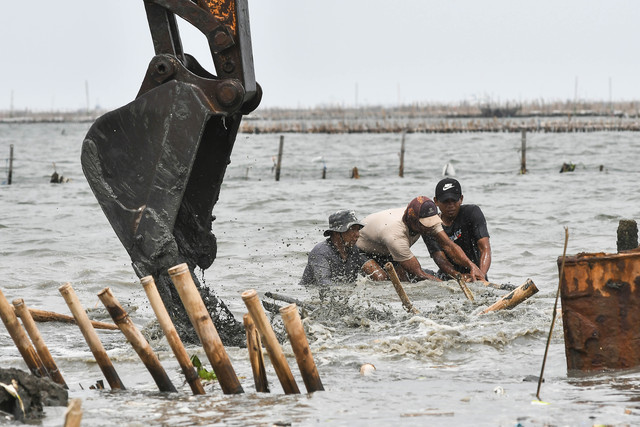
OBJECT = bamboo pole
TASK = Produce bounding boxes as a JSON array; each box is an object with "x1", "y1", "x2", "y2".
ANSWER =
[
  {"x1": 140, "y1": 276, "x2": 205, "y2": 395},
  {"x1": 383, "y1": 263, "x2": 419, "y2": 314},
  {"x1": 242, "y1": 289, "x2": 300, "y2": 394},
  {"x1": 481, "y1": 279, "x2": 539, "y2": 314},
  {"x1": 13, "y1": 306, "x2": 118, "y2": 330},
  {"x1": 0, "y1": 289, "x2": 47, "y2": 377},
  {"x1": 243, "y1": 313, "x2": 269, "y2": 393},
  {"x1": 63, "y1": 398, "x2": 82, "y2": 427},
  {"x1": 8, "y1": 144, "x2": 13, "y2": 185},
  {"x1": 478, "y1": 280, "x2": 516, "y2": 291},
  {"x1": 98, "y1": 287, "x2": 176, "y2": 393},
  {"x1": 452, "y1": 274, "x2": 474, "y2": 302},
  {"x1": 168, "y1": 263, "x2": 243, "y2": 395},
  {"x1": 520, "y1": 129, "x2": 527, "y2": 174},
  {"x1": 12, "y1": 299, "x2": 67, "y2": 388},
  {"x1": 275, "y1": 135, "x2": 284, "y2": 181},
  {"x1": 58, "y1": 283, "x2": 125, "y2": 390},
  {"x1": 280, "y1": 304, "x2": 324, "y2": 393},
  {"x1": 399, "y1": 131, "x2": 405, "y2": 177}
]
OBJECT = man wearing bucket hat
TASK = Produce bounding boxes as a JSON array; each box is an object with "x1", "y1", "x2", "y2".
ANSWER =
[
  {"x1": 299, "y1": 210, "x2": 386, "y2": 287},
  {"x1": 356, "y1": 196, "x2": 485, "y2": 282},
  {"x1": 426, "y1": 178, "x2": 491, "y2": 281}
]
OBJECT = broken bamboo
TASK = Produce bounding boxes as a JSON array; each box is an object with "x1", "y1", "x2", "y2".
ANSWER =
[
  {"x1": 383, "y1": 263, "x2": 419, "y2": 314},
  {"x1": 63, "y1": 398, "x2": 82, "y2": 427},
  {"x1": 243, "y1": 313, "x2": 269, "y2": 393},
  {"x1": 98, "y1": 287, "x2": 176, "y2": 393},
  {"x1": 13, "y1": 306, "x2": 118, "y2": 330},
  {"x1": 242, "y1": 289, "x2": 300, "y2": 394},
  {"x1": 280, "y1": 304, "x2": 324, "y2": 393},
  {"x1": 481, "y1": 279, "x2": 539, "y2": 314},
  {"x1": 168, "y1": 263, "x2": 243, "y2": 395},
  {"x1": 452, "y1": 274, "x2": 475, "y2": 302},
  {"x1": 140, "y1": 275, "x2": 204, "y2": 395},
  {"x1": 58, "y1": 283, "x2": 125, "y2": 390},
  {"x1": 12, "y1": 299, "x2": 67, "y2": 388},
  {"x1": 0, "y1": 289, "x2": 47, "y2": 377}
]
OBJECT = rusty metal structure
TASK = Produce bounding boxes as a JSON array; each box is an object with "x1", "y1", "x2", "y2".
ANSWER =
[
  {"x1": 81, "y1": 0, "x2": 261, "y2": 345},
  {"x1": 560, "y1": 249, "x2": 640, "y2": 371}
]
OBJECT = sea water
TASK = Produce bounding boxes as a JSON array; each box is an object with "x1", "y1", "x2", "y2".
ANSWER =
[{"x1": 1, "y1": 122, "x2": 640, "y2": 426}]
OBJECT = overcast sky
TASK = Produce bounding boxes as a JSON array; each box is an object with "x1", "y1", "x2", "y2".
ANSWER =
[{"x1": 2, "y1": 1, "x2": 639, "y2": 111}]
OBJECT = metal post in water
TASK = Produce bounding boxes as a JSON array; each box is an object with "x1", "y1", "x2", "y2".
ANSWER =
[
  {"x1": 12, "y1": 299, "x2": 67, "y2": 388},
  {"x1": 280, "y1": 304, "x2": 324, "y2": 393},
  {"x1": 8, "y1": 144, "x2": 14, "y2": 185},
  {"x1": 140, "y1": 276, "x2": 205, "y2": 395},
  {"x1": 98, "y1": 287, "x2": 177, "y2": 393},
  {"x1": 58, "y1": 283, "x2": 125, "y2": 390},
  {"x1": 275, "y1": 135, "x2": 284, "y2": 181},
  {"x1": 520, "y1": 129, "x2": 527, "y2": 174},
  {"x1": 399, "y1": 131, "x2": 406, "y2": 177}
]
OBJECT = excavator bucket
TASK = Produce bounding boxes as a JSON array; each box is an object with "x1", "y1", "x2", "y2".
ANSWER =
[{"x1": 81, "y1": 0, "x2": 261, "y2": 345}]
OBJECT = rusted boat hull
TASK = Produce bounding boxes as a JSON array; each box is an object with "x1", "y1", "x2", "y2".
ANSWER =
[{"x1": 559, "y1": 249, "x2": 640, "y2": 371}]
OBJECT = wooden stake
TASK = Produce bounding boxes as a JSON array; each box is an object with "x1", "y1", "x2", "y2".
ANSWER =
[
  {"x1": 383, "y1": 263, "x2": 419, "y2": 314},
  {"x1": 140, "y1": 276, "x2": 204, "y2": 395},
  {"x1": 243, "y1": 313, "x2": 269, "y2": 393},
  {"x1": 280, "y1": 304, "x2": 324, "y2": 393},
  {"x1": 98, "y1": 287, "x2": 176, "y2": 393},
  {"x1": 0, "y1": 289, "x2": 47, "y2": 377},
  {"x1": 63, "y1": 398, "x2": 82, "y2": 427},
  {"x1": 58, "y1": 283, "x2": 125, "y2": 390},
  {"x1": 481, "y1": 279, "x2": 539, "y2": 314},
  {"x1": 275, "y1": 135, "x2": 284, "y2": 181},
  {"x1": 452, "y1": 274, "x2": 474, "y2": 302},
  {"x1": 520, "y1": 129, "x2": 527, "y2": 174},
  {"x1": 242, "y1": 289, "x2": 300, "y2": 394},
  {"x1": 12, "y1": 299, "x2": 67, "y2": 388},
  {"x1": 168, "y1": 263, "x2": 243, "y2": 395},
  {"x1": 399, "y1": 131, "x2": 405, "y2": 177},
  {"x1": 13, "y1": 306, "x2": 118, "y2": 330},
  {"x1": 8, "y1": 144, "x2": 13, "y2": 185}
]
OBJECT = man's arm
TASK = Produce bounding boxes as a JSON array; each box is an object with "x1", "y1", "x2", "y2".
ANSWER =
[
  {"x1": 431, "y1": 250, "x2": 460, "y2": 279},
  {"x1": 477, "y1": 236, "x2": 491, "y2": 276},
  {"x1": 362, "y1": 259, "x2": 388, "y2": 281},
  {"x1": 398, "y1": 256, "x2": 439, "y2": 281},
  {"x1": 435, "y1": 231, "x2": 485, "y2": 281}
]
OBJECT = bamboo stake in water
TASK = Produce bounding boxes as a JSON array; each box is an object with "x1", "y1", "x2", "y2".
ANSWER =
[
  {"x1": 536, "y1": 227, "x2": 569, "y2": 402},
  {"x1": 520, "y1": 129, "x2": 527, "y2": 174},
  {"x1": 0, "y1": 289, "x2": 47, "y2": 377},
  {"x1": 58, "y1": 283, "x2": 125, "y2": 390},
  {"x1": 275, "y1": 135, "x2": 284, "y2": 181},
  {"x1": 168, "y1": 263, "x2": 243, "y2": 395},
  {"x1": 63, "y1": 398, "x2": 82, "y2": 427},
  {"x1": 13, "y1": 306, "x2": 118, "y2": 330},
  {"x1": 242, "y1": 289, "x2": 300, "y2": 394},
  {"x1": 243, "y1": 313, "x2": 269, "y2": 393},
  {"x1": 98, "y1": 287, "x2": 176, "y2": 393},
  {"x1": 280, "y1": 304, "x2": 324, "y2": 393},
  {"x1": 12, "y1": 299, "x2": 67, "y2": 388},
  {"x1": 140, "y1": 275, "x2": 204, "y2": 395},
  {"x1": 399, "y1": 131, "x2": 406, "y2": 177},
  {"x1": 383, "y1": 263, "x2": 419, "y2": 314},
  {"x1": 452, "y1": 274, "x2": 475, "y2": 302},
  {"x1": 8, "y1": 144, "x2": 14, "y2": 185},
  {"x1": 480, "y1": 279, "x2": 538, "y2": 314}
]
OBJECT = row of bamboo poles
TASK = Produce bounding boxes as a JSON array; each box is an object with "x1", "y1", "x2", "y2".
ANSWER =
[
  {"x1": 240, "y1": 118, "x2": 640, "y2": 134},
  {"x1": 0, "y1": 263, "x2": 324, "y2": 410}
]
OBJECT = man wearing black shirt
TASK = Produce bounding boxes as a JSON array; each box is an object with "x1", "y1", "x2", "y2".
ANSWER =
[{"x1": 425, "y1": 178, "x2": 491, "y2": 281}]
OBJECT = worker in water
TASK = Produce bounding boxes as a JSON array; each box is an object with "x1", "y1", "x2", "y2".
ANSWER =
[
  {"x1": 356, "y1": 196, "x2": 485, "y2": 282},
  {"x1": 299, "y1": 210, "x2": 386, "y2": 287},
  {"x1": 426, "y1": 178, "x2": 491, "y2": 281}
]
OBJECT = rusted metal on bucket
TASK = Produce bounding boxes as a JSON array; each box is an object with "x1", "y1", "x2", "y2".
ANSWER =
[{"x1": 559, "y1": 248, "x2": 640, "y2": 371}]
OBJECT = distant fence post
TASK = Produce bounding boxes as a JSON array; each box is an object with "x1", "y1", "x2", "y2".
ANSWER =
[
  {"x1": 8, "y1": 144, "x2": 14, "y2": 185},
  {"x1": 399, "y1": 131, "x2": 405, "y2": 177},
  {"x1": 520, "y1": 129, "x2": 527, "y2": 174},
  {"x1": 275, "y1": 135, "x2": 284, "y2": 181}
]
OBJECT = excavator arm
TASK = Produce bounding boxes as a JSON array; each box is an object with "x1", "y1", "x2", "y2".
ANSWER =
[{"x1": 81, "y1": 0, "x2": 261, "y2": 345}]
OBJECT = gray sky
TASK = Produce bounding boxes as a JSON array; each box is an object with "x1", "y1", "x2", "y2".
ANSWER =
[{"x1": 2, "y1": 1, "x2": 639, "y2": 111}]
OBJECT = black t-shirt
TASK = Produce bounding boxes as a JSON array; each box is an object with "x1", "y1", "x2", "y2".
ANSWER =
[{"x1": 424, "y1": 204, "x2": 489, "y2": 273}]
